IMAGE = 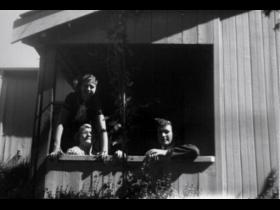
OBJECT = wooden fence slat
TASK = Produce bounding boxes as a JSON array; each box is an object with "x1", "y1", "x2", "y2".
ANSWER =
[
  {"x1": 228, "y1": 16, "x2": 242, "y2": 198},
  {"x1": 264, "y1": 12, "x2": 280, "y2": 171},
  {"x1": 213, "y1": 17, "x2": 227, "y2": 196},
  {"x1": 236, "y1": 13, "x2": 250, "y2": 198},
  {"x1": 68, "y1": 171, "x2": 82, "y2": 192},
  {"x1": 0, "y1": 71, "x2": 7, "y2": 162},
  {"x1": 242, "y1": 12, "x2": 258, "y2": 198},
  {"x1": 112, "y1": 171, "x2": 122, "y2": 194},
  {"x1": 249, "y1": 10, "x2": 271, "y2": 194},
  {"x1": 199, "y1": 164, "x2": 216, "y2": 196},
  {"x1": 275, "y1": 11, "x2": 280, "y2": 94},
  {"x1": 44, "y1": 170, "x2": 60, "y2": 197},
  {"x1": 222, "y1": 18, "x2": 236, "y2": 196},
  {"x1": 178, "y1": 173, "x2": 199, "y2": 197},
  {"x1": 236, "y1": 13, "x2": 258, "y2": 198},
  {"x1": 272, "y1": 11, "x2": 280, "y2": 172}
]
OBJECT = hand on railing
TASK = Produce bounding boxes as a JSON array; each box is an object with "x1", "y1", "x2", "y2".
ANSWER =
[
  {"x1": 145, "y1": 149, "x2": 168, "y2": 161},
  {"x1": 94, "y1": 151, "x2": 110, "y2": 163},
  {"x1": 48, "y1": 149, "x2": 64, "y2": 160},
  {"x1": 113, "y1": 150, "x2": 127, "y2": 160}
]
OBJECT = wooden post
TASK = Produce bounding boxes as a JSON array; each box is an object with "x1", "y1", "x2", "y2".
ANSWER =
[{"x1": 0, "y1": 70, "x2": 7, "y2": 162}]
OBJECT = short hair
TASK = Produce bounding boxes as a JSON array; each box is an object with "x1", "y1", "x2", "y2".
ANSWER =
[
  {"x1": 154, "y1": 118, "x2": 172, "y2": 128},
  {"x1": 77, "y1": 74, "x2": 98, "y2": 89},
  {"x1": 74, "y1": 124, "x2": 92, "y2": 143},
  {"x1": 79, "y1": 124, "x2": 92, "y2": 133}
]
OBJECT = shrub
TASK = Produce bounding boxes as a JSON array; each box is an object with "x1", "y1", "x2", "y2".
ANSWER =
[
  {"x1": 0, "y1": 161, "x2": 33, "y2": 199},
  {"x1": 46, "y1": 184, "x2": 116, "y2": 199},
  {"x1": 257, "y1": 169, "x2": 279, "y2": 199}
]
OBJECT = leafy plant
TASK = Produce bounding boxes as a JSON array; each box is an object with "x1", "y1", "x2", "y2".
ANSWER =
[
  {"x1": 263, "y1": 10, "x2": 280, "y2": 30},
  {"x1": 257, "y1": 169, "x2": 279, "y2": 199},
  {"x1": 46, "y1": 184, "x2": 116, "y2": 199}
]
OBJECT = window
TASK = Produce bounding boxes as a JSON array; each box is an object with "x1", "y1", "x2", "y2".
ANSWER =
[{"x1": 54, "y1": 44, "x2": 214, "y2": 156}]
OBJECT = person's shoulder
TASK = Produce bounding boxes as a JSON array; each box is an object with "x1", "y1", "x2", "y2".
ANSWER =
[
  {"x1": 64, "y1": 92, "x2": 80, "y2": 106},
  {"x1": 65, "y1": 92, "x2": 79, "y2": 100},
  {"x1": 179, "y1": 144, "x2": 200, "y2": 155},
  {"x1": 67, "y1": 146, "x2": 84, "y2": 155},
  {"x1": 88, "y1": 95, "x2": 103, "y2": 113},
  {"x1": 88, "y1": 94, "x2": 100, "y2": 104}
]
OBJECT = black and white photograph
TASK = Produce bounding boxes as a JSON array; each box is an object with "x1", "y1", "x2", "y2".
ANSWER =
[{"x1": 0, "y1": 10, "x2": 279, "y2": 199}]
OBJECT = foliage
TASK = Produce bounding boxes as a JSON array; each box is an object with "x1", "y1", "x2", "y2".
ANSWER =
[
  {"x1": 46, "y1": 160, "x2": 176, "y2": 199},
  {"x1": 263, "y1": 10, "x2": 280, "y2": 30},
  {"x1": 116, "y1": 167, "x2": 173, "y2": 199},
  {"x1": 46, "y1": 184, "x2": 116, "y2": 199},
  {"x1": 0, "y1": 161, "x2": 33, "y2": 199},
  {"x1": 257, "y1": 169, "x2": 279, "y2": 199}
]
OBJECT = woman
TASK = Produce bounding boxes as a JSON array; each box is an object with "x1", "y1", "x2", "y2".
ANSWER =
[
  {"x1": 49, "y1": 74, "x2": 108, "y2": 158},
  {"x1": 66, "y1": 124, "x2": 96, "y2": 156}
]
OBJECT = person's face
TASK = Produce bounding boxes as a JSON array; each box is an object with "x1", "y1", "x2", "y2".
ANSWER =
[
  {"x1": 157, "y1": 124, "x2": 173, "y2": 147},
  {"x1": 80, "y1": 81, "x2": 97, "y2": 100},
  {"x1": 79, "y1": 127, "x2": 92, "y2": 147}
]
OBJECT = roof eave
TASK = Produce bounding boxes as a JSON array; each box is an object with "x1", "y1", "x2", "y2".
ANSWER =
[{"x1": 12, "y1": 10, "x2": 100, "y2": 44}]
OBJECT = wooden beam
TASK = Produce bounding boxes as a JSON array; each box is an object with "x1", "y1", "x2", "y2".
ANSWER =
[
  {"x1": 213, "y1": 17, "x2": 227, "y2": 196},
  {"x1": 12, "y1": 10, "x2": 99, "y2": 43},
  {"x1": 249, "y1": 10, "x2": 271, "y2": 194},
  {"x1": 0, "y1": 70, "x2": 7, "y2": 162},
  {"x1": 57, "y1": 155, "x2": 216, "y2": 163},
  {"x1": 236, "y1": 12, "x2": 257, "y2": 198}
]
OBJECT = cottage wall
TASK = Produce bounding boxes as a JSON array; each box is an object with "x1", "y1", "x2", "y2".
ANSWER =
[{"x1": 13, "y1": 10, "x2": 280, "y2": 198}]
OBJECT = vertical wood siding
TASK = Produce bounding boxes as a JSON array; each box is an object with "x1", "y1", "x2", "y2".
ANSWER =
[
  {"x1": 129, "y1": 10, "x2": 278, "y2": 198},
  {"x1": 50, "y1": 10, "x2": 279, "y2": 198},
  {"x1": 6, "y1": 10, "x2": 279, "y2": 198},
  {"x1": 219, "y1": 10, "x2": 278, "y2": 197}
]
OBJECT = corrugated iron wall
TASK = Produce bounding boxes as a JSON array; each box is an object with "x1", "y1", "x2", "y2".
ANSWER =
[{"x1": 0, "y1": 70, "x2": 38, "y2": 163}]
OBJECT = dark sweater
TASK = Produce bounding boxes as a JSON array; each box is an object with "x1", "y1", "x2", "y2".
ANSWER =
[
  {"x1": 165, "y1": 144, "x2": 200, "y2": 160},
  {"x1": 111, "y1": 139, "x2": 200, "y2": 161}
]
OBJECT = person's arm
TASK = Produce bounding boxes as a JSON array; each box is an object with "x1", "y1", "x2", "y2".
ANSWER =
[
  {"x1": 145, "y1": 149, "x2": 168, "y2": 161},
  {"x1": 49, "y1": 123, "x2": 64, "y2": 158},
  {"x1": 67, "y1": 147, "x2": 83, "y2": 156},
  {"x1": 49, "y1": 100, "x2": 70, "y2": 158},
  {"x1": 168, "y1": 144, "x2": 200, "y2": 160},
  {"x1": 145, "y1": 145, "x2": 200, "y2": 161},
  {"x1": 98, "y1": 114, "x2": 109, "y2": 155},
  {"x1": 53, "y1": 123, "x2": 64, "y2": 152}
]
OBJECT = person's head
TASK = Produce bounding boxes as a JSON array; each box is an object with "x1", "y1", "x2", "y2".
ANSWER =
[
  {"x1": 77, "y1": 74, "x2": 98, "y2": 101},
  {"x1": 76, "y1": 124, "x2": 93, "y2": 148},
  {"x1": 155, "y1": 118, "x2": 173, "y2": 147}
]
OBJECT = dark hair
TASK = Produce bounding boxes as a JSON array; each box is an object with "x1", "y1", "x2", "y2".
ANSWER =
[{"x1": 154, "y1": 118, "x2": 172, "y2": 128}]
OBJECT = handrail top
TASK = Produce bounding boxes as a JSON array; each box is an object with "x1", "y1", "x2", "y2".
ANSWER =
[{"x1": 55, "y1": 155, "x2": 215, "y2": 163}]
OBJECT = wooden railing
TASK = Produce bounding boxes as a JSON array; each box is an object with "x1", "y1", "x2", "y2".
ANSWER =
[{"x1": 38, "y1": 155, "x2": 215, "y2": 198}]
